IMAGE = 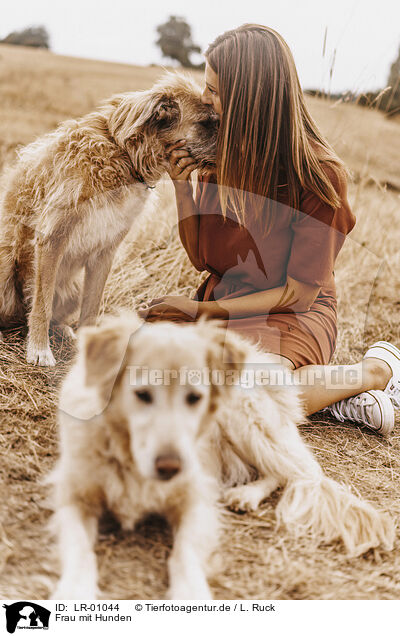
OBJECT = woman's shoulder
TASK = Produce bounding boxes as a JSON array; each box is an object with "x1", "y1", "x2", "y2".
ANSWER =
[
  {"x1": 322, "y1": 162, "x2": 349, "y2": 198},
  {"x1": 300, "y1": 161, "x2": 348, "y2": 200},
  {"x1": 298, "y1": 162, "x2": 355, "y2": 232}
]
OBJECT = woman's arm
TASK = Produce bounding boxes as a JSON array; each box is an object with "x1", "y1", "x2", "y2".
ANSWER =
[
  {"x1": 174, "y1": 181, "x2": 203, "y2": 271},
  {"x1": 197, "y1": 275, "x2": 321, "y2": 319},
  {"x1": 140, "y1": 276, "x2": 321, "y2": 322},
  {"x1": 167, "y1": 141, "x2": 204, "y2": 271}
]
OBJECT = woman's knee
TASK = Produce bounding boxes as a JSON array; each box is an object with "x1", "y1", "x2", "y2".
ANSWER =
[{"x1": 362, "y1": 357, "x2": 392, "y2": 391}]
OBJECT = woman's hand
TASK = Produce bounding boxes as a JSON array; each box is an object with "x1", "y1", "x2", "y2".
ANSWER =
[
  {"x1": 166, "y1": 140, "x2": 198, "y2": 183},
  {"x1": 138, "y1": 295, "x2": 200, "y2": 322}
]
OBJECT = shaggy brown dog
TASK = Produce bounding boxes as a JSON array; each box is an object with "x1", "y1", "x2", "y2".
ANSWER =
[
  {"x1": 0, "y1": 73, "x2": 217, "y2": 365},
  {"x1": 48, "y1": 313, "x2": 394, "y2": 600}
]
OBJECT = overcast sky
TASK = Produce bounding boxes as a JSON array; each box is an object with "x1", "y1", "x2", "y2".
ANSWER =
[{"x1": 1, "y1": 0, "x2": 399, "y2": 93}]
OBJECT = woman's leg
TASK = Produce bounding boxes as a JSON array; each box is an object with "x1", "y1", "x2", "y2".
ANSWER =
[
  {"x1": 293, "y1": 358, "x2": 391, "y2": 415},
  {"x1": 261, "y1": 353, "x2": 392, "y2": 417}
]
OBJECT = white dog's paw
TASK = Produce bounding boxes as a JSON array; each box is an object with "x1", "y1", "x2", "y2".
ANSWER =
[
  {"x1": 26, "y1": 343, "x2": 56, "y2": 366},
  {"x1": 223, "y1": 485, "x2": 261, "y2": 512},
  {"x1": 51, "y1": 579, "x2": 98, "y2": 600}
]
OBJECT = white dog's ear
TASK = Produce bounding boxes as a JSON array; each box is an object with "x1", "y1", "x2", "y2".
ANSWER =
[
  {"x1": 79, "y1": 313, "x2": 142, "y2": 399},
  {"x1": 197, "y1": 321, "x2": 248, "y2": 412},
  {"x1": 198, "y1": 320, "x2": 248, "y2": 365}
]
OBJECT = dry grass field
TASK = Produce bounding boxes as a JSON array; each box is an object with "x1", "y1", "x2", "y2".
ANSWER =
[{"x1": 0, "y1": 44, "x2": 400, "y2": 600}]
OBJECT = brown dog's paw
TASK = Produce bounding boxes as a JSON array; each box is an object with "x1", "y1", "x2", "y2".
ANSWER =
[
  {"x1": 26, "y1": 344, "x2": 56, "y2": 367},
  {"x1": 52, "y1": 324, "x2": 77, "y2": 342}
]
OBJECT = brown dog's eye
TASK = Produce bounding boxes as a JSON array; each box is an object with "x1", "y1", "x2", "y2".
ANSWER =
[
  {"x1": 186, "y1": 392, "x2": 202, "y2": 406},
  {"x1": 198, "y1": 118, "x2": 215, "y2": 129},
  {"x1": 134, "y1": 389, "x2": 153, "y2": 404}
]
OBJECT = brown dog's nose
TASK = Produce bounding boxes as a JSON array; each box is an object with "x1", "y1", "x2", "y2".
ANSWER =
[{"x1": 155, "y1": 454, "x2": 181, "y2": 480}]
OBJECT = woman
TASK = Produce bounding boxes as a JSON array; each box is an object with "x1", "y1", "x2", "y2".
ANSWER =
[{"x1": 141, "y1": 24, "x2": 400, "y2": 434}]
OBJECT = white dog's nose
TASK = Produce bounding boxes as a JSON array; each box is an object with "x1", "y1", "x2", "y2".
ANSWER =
[{"x1": 155, "y1": 454, "x2": 181, "y2": 480}]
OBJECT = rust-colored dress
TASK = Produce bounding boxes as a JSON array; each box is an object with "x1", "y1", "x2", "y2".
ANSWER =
[{"x1": 180, "y1": 171, "x2": 355, "y2": 369}]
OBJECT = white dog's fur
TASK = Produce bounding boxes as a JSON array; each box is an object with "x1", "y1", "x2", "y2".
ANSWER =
[
  {"x1": 0, "y1": 73, "x2": 217, "y2": 366},
  {"x1": 48, "y1": 313, "x2": 395, "y2": 599}
]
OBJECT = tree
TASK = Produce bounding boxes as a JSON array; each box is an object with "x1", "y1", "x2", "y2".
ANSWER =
[
  {"x1": 386, "y1": 45, "x2": 400, "y2": 116},
  {"x1": 156, "y1": 16, "x2": 203, "y2": 69},
  {"x1": 356, "y1": 44, "x2": 400, "y2": 118},
  {"x1": 388, "y1": 45, "x2": 400, "y2": 90},
  {"x1": 1, "y1": 25, "x2": 50, "y2": 49}
]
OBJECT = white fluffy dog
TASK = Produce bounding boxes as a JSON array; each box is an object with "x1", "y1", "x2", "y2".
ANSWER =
[{"x1": 48, "y1": 313, "x2": 394, "y2": 599}]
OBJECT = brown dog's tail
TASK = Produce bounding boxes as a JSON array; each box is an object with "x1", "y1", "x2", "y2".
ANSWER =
[{"x1": 276, "y1": 476, "x2": 395, "y2": 557}]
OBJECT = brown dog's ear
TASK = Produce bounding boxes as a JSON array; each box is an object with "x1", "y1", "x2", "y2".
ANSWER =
[
  {"x1": 146, "y1": 97, "x2": 180, "y2": 131},
  {"x1": 79, "y1": 313, "x2": 142, "y2": 404},
  {"x1": 108, "y1": 91, "x2": 180, "y2": 146}
]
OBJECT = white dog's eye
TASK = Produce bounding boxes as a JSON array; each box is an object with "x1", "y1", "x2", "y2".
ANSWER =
[
  {"x1": 186, "y1": 392, "x2": 203, "y2": 406},
  {"x1": 134, "y1": 389, "x2": 153, "y2": 404}
]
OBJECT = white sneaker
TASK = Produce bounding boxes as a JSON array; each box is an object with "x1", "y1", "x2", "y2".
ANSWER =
[
  {"x1": 364, "y1": 341, "x2": 400, "y2": 409},
  {"x1": 326, "y1": 390, "x2": 394, "y2": 436}
]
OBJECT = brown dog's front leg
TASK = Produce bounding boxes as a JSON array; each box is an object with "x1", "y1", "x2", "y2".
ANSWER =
[
  {"x1": 27, "y1": 237, "x2": 67, "y2": 366},
  {"x1": 79, "y1": 249, "x2": 116, "y2": 328}
]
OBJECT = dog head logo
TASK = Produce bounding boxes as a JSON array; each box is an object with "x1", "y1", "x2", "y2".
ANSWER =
[{"x1": 2, "y1": 602, "x2": 50, "y2": 633}]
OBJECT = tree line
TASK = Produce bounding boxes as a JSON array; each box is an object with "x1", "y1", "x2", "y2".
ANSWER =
[{"x1": 1, "y1": 17, "x2": 398, "y2": 117}]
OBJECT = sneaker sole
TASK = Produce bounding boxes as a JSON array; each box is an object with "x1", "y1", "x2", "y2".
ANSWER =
[
  {"x1": 365, "y1": 341, "x2": 400, "y2": 365},
  {"x1": 365, "y1": 390, "x2": 394, "y2": 436},
  {"x1": 364, "y1": 341, "x2": 400, "y2": 409}
]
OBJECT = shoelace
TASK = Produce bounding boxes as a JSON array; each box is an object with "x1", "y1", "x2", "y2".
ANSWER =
[{"x1": 328, "y1": 395, "x2": 377, "y2": 428}]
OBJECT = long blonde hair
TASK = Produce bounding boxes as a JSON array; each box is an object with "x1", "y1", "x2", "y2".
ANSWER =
[{"x1": 206, "y1": 24, "x2": 347, "y2": 230}]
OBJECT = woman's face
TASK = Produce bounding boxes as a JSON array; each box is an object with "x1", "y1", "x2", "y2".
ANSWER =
[{"x1": 202, "y1": 62, "x2": 222, "y2": 116}]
